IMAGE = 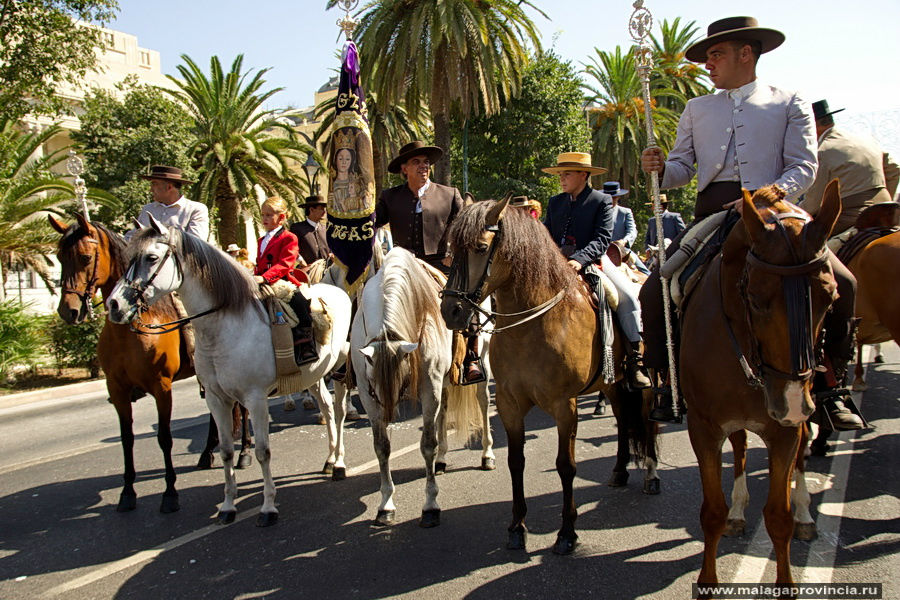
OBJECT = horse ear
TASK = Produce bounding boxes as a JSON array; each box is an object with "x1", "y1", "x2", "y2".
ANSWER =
[
  {"x1": 146, "y1": 213, "x2": 168, "y2": 237},
  {"x1": 75, "y1": 212, "x2": 91, "y2": 232},
  {"x1": 806, "y1": 179, "x2": 842, "y2": 250},
  {"x1": 132, "y1": 217, "x2": 145, "y2": 230},
  {"x1": 463, "y1": 192, "x2": 476, "y2": 207},
  {"x1": 398, "y1": 342, "x2": 418, "y2": 355},
  {"x1": 741, "y1": 188, "x2": 767, "y2": 243},
  {"x1": 485, "y1": 193, "x2": 512, "y2": 227},
  {"x1": 48, "y1": 214, "x2": 69, "y2": 234}
]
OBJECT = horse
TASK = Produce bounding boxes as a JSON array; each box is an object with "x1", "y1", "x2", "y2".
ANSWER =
[
  {"x1": 49, "y1": 213, "x2": 198, "y2": 514},
  {"x1": 105, "y1": 214, "x2": 352, "y2": 526},
  {"x1": 678, "y1": 183, "x2": 841, "y2": 588},
  {"x1": 350, "y1": 247, "x2": 490, "y2": 528},
  {"x1": 440, "y1": 197, "x2": 657, "y2": 555}
]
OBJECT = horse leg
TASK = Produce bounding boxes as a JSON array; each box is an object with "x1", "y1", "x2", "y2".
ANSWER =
[
  {"x1": 419, "y1": 383, "x2": 442, "y2": 528},
  {"x1": 497, "y1": 396, "x2": 528, "y2": 550},
  {"x1": 152, "y1": 384, "x2": 179, "y2": 513},
  {"x1": 206, "y1": 392, "x2": 238, "y2": 524},
  {"x1": 367, "y1": 400, "x2": 397, "y2": 527},
  {"x1": 314, "y1": 377, "x2": 347, "y2": 480},
  {"x1": 434, "y1": 389, "x2": 449, "y2": 475},
  {"x1": 792, "y1": 424, "x2": 817, "y2": 541},
  {"x1": 110, "y1": 386, "x2": 137, "y2": 512},
  {"x1": 724, "y1": 430, "x2": 749, "y2": 537},
  {"x1": 851, "y1": 341, "x2": 867, "y2": 391},
  {"x1": 478, "y1": 380, "x2": 495, "y2": 471},
  {"x1": 763, "y1": 426, "x2": 802, "y2": 584},
  {"x1": 642, "y1": 417, "x2": 661, "y2": 495},
  {"x1": 197, "y1": 414, "x2": 219, "y2": 470},
  {"x1": 873, "y1": 343, "x2": 884, "y2": 363},
  {"x1": 245, "y1": 391, "x2": 278, "y2": 527},
  {"x1": 607, "y1": 386, "x2": 630, "y2": 487},
  {"x1": 688, "y1": 419, "x2": 727, "y2": 586},
  {"x1": 236, "y1": 405, "x2": 253, "y2": 469},
  {"x1": 552, "y1": 399, "x2": 579, "y2": 555},
  {"x1": 810, "y1": 418, "x2": 833, "y2": 457}
]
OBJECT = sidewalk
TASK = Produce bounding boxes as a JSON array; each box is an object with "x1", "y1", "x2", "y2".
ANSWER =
[{"x1": 0, "y1": 378, "x2": 110, "y2": 412}]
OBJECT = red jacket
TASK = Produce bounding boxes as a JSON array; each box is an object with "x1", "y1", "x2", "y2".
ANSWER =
[{"x1": 254, "y1": 228, "x2": 305, "y2": 286}]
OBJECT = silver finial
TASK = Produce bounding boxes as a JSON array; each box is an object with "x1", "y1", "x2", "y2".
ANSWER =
[{"x1": 334, "y1": 0, "x2": 359, "y2": 39}]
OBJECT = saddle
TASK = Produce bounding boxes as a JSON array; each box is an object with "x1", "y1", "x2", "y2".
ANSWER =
[
  {"x1": 835, "y1": 226, "x2": 899, "y2": 265},
  {"x1": 830, "y1": 203, "x2": 900, "y2": 263}
]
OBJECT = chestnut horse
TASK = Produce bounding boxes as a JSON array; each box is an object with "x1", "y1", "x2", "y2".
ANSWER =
[
  {"x1": 679, "y1": 183, "x2": 841, "y2": 588},
  {"x1": 50, "y1": 214, "x2": 194, "y2": 513},
  {"x1": 440, "y1": 197, "x2": 657, "y2": 555}
]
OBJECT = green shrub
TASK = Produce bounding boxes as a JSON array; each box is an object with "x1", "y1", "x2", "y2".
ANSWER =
[
  {"x1": 47, "y1": 307, "x2": 104, "y2": 377},
  {"x1": 0, "y1": 300, "x2": 49, "y2": 380}
]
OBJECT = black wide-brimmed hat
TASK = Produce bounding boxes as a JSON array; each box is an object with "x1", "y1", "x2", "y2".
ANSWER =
[
  {"x1": 300, "y1": 195, "x2": 327, "y2": 208},
  {"x1": 685, "y1": 16, "x2": 785, "y2": 63},
  {"x1": 140, "y1": 165, "x2": 195, "y2": 184},
  {"x1": 812, "y1": 99, "x2": 845, "y2": 121},
  {"x1": 387, "y1": 141, "x2": 443, "y2": 174},
  {"x1": 602, "y1": 181, "x2": 629, "y2": 197}
]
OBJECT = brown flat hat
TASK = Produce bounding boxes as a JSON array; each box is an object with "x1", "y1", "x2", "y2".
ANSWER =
[
  {"x1": 685, "y1": 16, "x2": 785, "y2": 63},
  {"x1": 300, "y1": 195, "x2": 327, "y2": 208},
  {"x1": 388, "y1": 141, "x2": 443, "y2": 174},
  {"x1": 140, "y1": 165, "x2": 194, "y2": 184}
]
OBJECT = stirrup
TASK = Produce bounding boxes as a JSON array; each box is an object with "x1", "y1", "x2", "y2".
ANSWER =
[
  {"x1": 816, "y1": 388, "x2": 868, "y2": 430},
  {"x1": 648, "y1": 386, "x2": 683, "y2": 424},
  {"x1": 461, "y1": 357, "x2": 487, "y2": 386}
]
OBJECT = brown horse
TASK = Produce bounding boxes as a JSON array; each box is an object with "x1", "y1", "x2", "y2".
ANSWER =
[
  {"x1": 50, "y1": 214, "x2": 195, "y2": 513},
  {"x1": 679, "y1": 183, "x2": 841, "y2": 588},
  {"x1": 440, "y1": 197, "x2": 657, "y2": 555}
]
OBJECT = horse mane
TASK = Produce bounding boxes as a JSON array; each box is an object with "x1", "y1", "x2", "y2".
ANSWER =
[
  {"x1": 370, "y1": 248, "x2": 444, "y2": 422},
  {"x1": 129, "y1": 227, "x2": 258, "y2": 316},
  {"x1": 448, "y1": 200, "x2": 577, "y2": 302}
]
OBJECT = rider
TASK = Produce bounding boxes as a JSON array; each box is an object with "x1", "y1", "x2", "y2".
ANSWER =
[
  {"x1": 543, "y1": 152, "x2": 651, "y2": 391},
  {"x1": 639, "y1": 17, "x2": 862, "y2": 429},
  {"x1": 605, "y1": 181, "x2": 651, "y2": 276},
  {"x1": 289, "y1": 195, "x2": 331, "y2": 270},
  {"x1": 254, "y1": 196, "x2": 317, "y2": 366},
  {"x1": 643, "y1": 194, "x2": 686, "y2": 250},
  {"x1": 374, "y1": 140, "x2": 484, "y2": 383}
]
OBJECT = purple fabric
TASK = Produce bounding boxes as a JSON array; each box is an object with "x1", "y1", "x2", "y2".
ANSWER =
[{"x1": 342, "y1": 42, "x2": 360, "y2": 87}]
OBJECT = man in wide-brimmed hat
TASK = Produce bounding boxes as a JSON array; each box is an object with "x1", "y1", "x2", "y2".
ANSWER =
[
  {"x1": 290, "y1": 195, "x2": 331, "y2": 268},
  {"x1": 638, "y1": 18, "x2": 860, "y2": 428},
  {"x1": 543, "y1": 152, "x2": 651, "y2": 390},
  {"x1": 135, "y1": 165, "x2": 208, "y2": 241},
  {"x1": 643, "y1": 194, "x2": 686, "y2": 248},
  {"x1": 800, "y1": 99, "x2": 900, "y2": 235},
  {"x1": 603, "y1": 181, "x2": 637, "y2": 248}
]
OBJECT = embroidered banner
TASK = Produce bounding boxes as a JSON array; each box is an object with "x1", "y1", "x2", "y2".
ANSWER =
[{"x1": 325, "y1": 41, "x2": 376, "y2": 293}]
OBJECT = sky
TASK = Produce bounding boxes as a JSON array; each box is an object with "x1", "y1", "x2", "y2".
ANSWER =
[{"x1": 108, "y1": 0, "x2": 900, "y2": 149}]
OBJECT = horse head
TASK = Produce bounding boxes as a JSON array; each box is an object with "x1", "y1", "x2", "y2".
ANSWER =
[
  {"x1": 50, "y1": 213, "x2": 118, "y2": 324},
  {"x1": 107, "y1": 214, "x2": 182, "y2": 324},
  {"x1": 736, "y1": 181, "x2": 841, "y2": 426},
  {"x1": 440, "y1": 194, "x2": 513, "y2": 330}
]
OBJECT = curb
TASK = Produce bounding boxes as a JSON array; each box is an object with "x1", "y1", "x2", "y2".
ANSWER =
[{"x1": 0, "y1": 378, "x2": 109, "y2": 411}]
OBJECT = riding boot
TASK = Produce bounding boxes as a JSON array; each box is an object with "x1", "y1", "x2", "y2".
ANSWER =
[
  {"x1": 648, "y1": 369, "x2": 684, "y2": 424},
  {"x1": 463, "y1": 334, "x2": 485, "y2": 384},
  {"x1": 172, "y1": 293, "x2": 195, "y2": 368},
  {"x1": 294, "y1": 327, "x2": 318, "y2": 366},
  {"x1": 593, "y1": 392, "x2": 607, "y2": 416},
  {"x1": 625, "y1": 341, "x2": 652, "y2": 390},
  {"x1": 815, "y1": 355, "x2": 864, "y2": 431}
]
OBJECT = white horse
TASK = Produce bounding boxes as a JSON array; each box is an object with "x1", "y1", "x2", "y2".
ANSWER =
[
  {"x1": 351, "y1": 247, "x2": 492, "y2": 527},
  {"x1": 106, "y1": 215, "x2": 352, "y2": 526}
]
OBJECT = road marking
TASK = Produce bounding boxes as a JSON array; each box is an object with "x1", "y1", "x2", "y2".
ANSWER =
[
  {"x1": 42, "y1": 439, "x2": 421, "y2": 598},
  {"x1": 732, "y1": 347, "x2": 873, "y2": 584}
]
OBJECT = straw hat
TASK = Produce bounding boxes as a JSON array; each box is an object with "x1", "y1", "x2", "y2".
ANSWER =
[{"x1": 541, "y1": 152, "x2": 607, "y2": 176}]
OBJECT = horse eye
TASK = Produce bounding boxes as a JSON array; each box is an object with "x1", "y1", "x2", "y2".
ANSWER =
[
  {"x1": 475, "y1": 243, "x2": 489, "y2": 254},
  {"x1": 146, "y1": 254, "x2": 159, "y2": 263},
  {"x1": 79, "y1": 254, "x2": 92, "y2": 265}
]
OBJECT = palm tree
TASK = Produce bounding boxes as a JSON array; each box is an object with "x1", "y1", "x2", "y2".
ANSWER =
[
  {"x1": 165, "y1": 54, "x2": 313, "y2": 245},
  {"x1": 343, "y1": 0, "x2": 543, "y2": 185},
  {"x1": 582, "y1": 46, "x2": 682, "y2": 193},
  {"x1": 650, "y1": 18, "x2": 710, "y2": 111},
  {"x1": 0, "y1": 120, "x2": 118, "y2": 297}
]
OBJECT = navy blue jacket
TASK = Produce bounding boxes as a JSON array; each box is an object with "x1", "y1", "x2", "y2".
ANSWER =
[
  {"x1": 644, "y1": 210, "x2": 687, "y2": 247},
  {"x1": 543, "y1": 185, "x2": 614, "y2": 267}
]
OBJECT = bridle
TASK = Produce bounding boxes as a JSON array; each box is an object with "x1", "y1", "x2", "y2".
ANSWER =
[
  {"x1": 723, "y1": 211, "x2": 831, "y2": 388},
  {"x1": 60, "y1": 236, "x2": 100, "y2": 321},
  {"x1": 441, "y1": 218, "x2": 568, "y2": 334}
]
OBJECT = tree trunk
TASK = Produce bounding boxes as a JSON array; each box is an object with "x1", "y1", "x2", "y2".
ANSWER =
[
  {"x1": 215, "y1": 181, "x2": 241, "y2": 248},
  {"x1": 433, "y1": 110, "x2": 451, "y2": 187},
  {"x1": 0, "y1": 259, "x2": 5, "y2": 302},
  {"x1": 372, "y1": 142, "x2": 385, "y2": 199}
]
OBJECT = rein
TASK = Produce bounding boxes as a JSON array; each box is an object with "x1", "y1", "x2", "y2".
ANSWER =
[
  {"x1": 130, "y1": 304, "x2": 222, "y2": 335},
  {"x1": 721, "y1": 211, "x2": 829, "y2": 387}
]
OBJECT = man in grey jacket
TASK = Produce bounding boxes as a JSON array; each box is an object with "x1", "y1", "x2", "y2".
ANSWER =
[{"x1": 639, "y1": 17, "x2": 861, "y2": 428}]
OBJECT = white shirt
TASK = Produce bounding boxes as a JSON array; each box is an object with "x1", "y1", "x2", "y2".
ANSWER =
[
  {"x1": 259, "y1": 226, "x2": 283, "y2": 256},
  {"x1": 415, "y1": 181, "x2": 431, "y2": 213},
  {"x1": 306, "y1": 218, "x2": 319, "y2": 229}
]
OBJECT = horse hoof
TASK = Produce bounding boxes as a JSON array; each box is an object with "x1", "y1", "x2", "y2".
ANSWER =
[
  {"x1": 256, "y1": 512, "x2": 279, "y2": 528},
  {"x1": 874, "y1": 353, "x2": 885, "y2": 364},
  {"x1": 435, "y1": 462, "x2": 447, "y2": 475},
  {"x1": 419, "y1": 509, "x2": 441, "y2": 528},
  {"x1": 723, "y1": 519, "x2": 745, "y2": 537},
  {"x1": 552, "y1": 535, "x2": 578, "y2": 555},
  {"x1": 374, "y1": 510, "x2": 395, "y2": 527},
  {"x1": 196, "y1": 453, "x2": 215, "y2": 470},
  {"x1": 332, "y1": 467, "x2": 347, "y2": 481},
  {"x1": 236, "y1": 453, "x2": 253, "y2": 469},
  {"x1": 116, "y1": 492, "x2": 137, "y2": 512},
  {"x1": 322, "y1": 461, "x2": 334, "y2": 475},
  {"x1": 810, "y1": 442, "x2": 830, "y2": 457},
  {"x1": 283, "y1": 397, "x2": 296, "y2": 411},
  {"x1": 159, "y1": 493, "x2": 180, "y2": 514},
  {"x1": 607, "y1": 470, "x2": 629, "y2": 487},
  {"x1": 507, "y1": 528, "x2": 527, "y2": 550},
  {"x1": 218, "y1": 510, "x2": 237, "y2": 525},
  {"x1": 851, "y1": 381, "x2": 868, "y2": 392},
  {"x1": 481, "y1": 457, "x2": 496, "y2": 471},
  {"x1": 643, "y1": 477, "x2": 661, "y2": 495},
  {"x1": 794, "y1": 522, "x2": 818, "y2": 541}
]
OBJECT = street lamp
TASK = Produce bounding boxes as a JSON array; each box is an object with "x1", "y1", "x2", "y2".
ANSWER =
[{"x1": 303, "y1": 153, "x2": 321, "y2": 195}]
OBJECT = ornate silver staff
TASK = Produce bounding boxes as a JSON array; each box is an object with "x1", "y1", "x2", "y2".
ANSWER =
[
  {"x1": 335, "y1": 0, "x2": 359, "y2": 40},
  {"x1": 629, "y1": 0, "x2": 680, "y2": 419},
  {"x1": 66, "y1": 150, "x2": 90, "y2": 222}
]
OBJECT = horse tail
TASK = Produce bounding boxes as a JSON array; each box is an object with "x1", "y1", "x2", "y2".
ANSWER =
[
  {"x1": 445, "y1": 381, "x2": 483, "y2": 446},
  {"x1": 616, "y1": 383, "x2": 658, "y2": 466}
]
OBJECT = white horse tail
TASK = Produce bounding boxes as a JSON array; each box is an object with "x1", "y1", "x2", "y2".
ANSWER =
[{"x1": 445, "y1": 381, "x2": 483, "y2": 445}]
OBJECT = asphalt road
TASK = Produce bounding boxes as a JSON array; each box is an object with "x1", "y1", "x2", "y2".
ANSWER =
[{"x1": 0, "y1": 346, "x2": 897, "y2": 600}]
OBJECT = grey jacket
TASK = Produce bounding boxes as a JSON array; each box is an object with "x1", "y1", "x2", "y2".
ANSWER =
[
  {"x1": 662, "y1": 83, "x2": 818, "y2": 200},
  {"x1": 612, "y1": 205, "x2": 637, "y2": 247}
]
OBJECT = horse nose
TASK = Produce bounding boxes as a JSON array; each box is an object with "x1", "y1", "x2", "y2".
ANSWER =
[
  {"x1": 57, "y1": 304, "x2": 78, "y2": 324},
  {"x1": 108, "y1": 298, "x2": 121, "y2": 320}
]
